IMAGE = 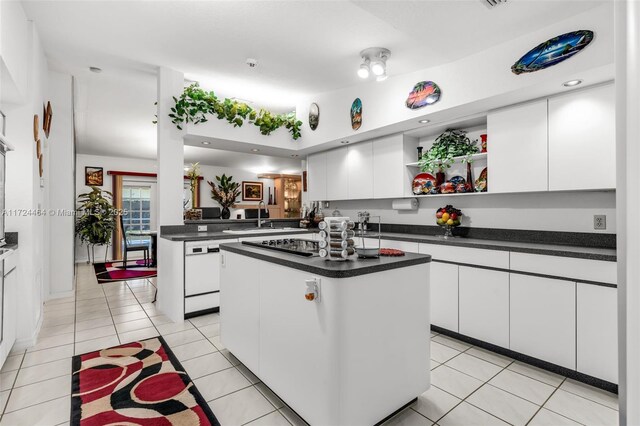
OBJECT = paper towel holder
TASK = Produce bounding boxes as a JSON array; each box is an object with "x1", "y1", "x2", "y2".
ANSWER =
[{"x1": 392, "y1": 198, "x2": 419, "y2": 211}]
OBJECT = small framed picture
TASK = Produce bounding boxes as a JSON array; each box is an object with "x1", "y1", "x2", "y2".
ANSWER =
[
  {"x1": 242, "y1": 181, "x2": 263, "y2": 201},
  {"x1": 85, "y1": 167, "x2": 104, "y2": 186}
]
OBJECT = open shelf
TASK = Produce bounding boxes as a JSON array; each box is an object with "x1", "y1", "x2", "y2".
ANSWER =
[{"x1": 405, "y1": 152, "x2": 487, "y2": 168}]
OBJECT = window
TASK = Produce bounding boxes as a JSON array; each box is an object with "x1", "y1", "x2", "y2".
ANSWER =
[{"x1": 122, "y1": 185, "x2": 152, "y2": 232}]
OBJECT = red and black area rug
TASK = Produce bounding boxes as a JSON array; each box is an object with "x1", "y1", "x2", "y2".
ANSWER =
[
  {"x1": 71, "y1": 336, "x2": 219, "y2": 425},
  {"x1": 93, "y1": 260, "x2": 157, "y2": 283}
]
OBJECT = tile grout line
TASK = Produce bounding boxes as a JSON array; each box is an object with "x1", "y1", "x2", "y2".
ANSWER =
[
  {"x1": 0, "y1": 351, "x2": 26, "y2": 421},
  {"x1": 99, "y1": 283, "x2": 121, "y2": 346},
  {"x1": 522, "y1": 377, "x2": 589, "y2": 426}
]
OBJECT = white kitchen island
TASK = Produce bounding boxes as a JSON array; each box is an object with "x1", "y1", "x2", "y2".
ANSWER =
[{"x1": 219, "y1": 242, "x2": 431, "y2": 426}]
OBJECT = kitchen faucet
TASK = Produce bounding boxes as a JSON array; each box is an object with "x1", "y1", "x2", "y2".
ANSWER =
[{"x1": 257, "y1": 201, "x2": 269, "y2": 228}]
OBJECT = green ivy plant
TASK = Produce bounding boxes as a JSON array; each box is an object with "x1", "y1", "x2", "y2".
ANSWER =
[
  {"x1": 419, "y1": 129, "x2": 479, "y2": 173},
  {"x1": 163, "y1": 83, "x2": 303, "y2": 140}
]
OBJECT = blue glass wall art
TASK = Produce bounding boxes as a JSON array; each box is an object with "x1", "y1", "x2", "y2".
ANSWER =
[{"x1": 511, "y1": 30, "x2": 594, "y2": 75}]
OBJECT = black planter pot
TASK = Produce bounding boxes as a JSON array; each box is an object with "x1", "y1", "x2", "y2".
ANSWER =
[{"x1": 221, "y1": 207, "x2": 231, "y2": 219}]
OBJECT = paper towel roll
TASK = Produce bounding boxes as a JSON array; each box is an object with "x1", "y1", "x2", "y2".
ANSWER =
[{"x1": 392, "y1": 198, "x2": 419, "y2": 210}]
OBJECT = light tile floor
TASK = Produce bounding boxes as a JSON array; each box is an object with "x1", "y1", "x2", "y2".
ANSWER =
[{"x1": 0, "y1": 264, "x2": 620, "y2": 425}]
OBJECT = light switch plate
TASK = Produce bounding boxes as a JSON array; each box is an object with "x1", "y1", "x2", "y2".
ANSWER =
[
  {"x1": 594, "y1": 215, "x2": 607, "y2": 230},
  {"x1": 198, "y1": 225, "x2": 207, "y2": 232}
]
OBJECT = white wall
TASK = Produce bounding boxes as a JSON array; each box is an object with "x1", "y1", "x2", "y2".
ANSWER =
[
  {"x1": 330, "y1": 191, "x2": 616, "y2": 234},
  {"x1": 1, "y1": 7, "x2": 51, "y2": 348}
]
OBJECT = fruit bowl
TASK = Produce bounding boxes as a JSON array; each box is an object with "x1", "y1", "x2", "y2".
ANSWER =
[{"x1": 435, "y1": 205, "x2": 462, "y2": 239}]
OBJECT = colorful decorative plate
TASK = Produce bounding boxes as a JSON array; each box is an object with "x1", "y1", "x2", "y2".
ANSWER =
[
  {"x1": 33, "y1": 115, "x2": 39, "y2": 141},
  {"x1": 309, "y1": 103, "x2": 319, "y2": 131},
  {"x1": 511, "y1": 30, "x2": 594, "y2": 75},
  {"x1": 351, "y1": 98, "x2": 362, "y2": 131},
  {"x1": 475, "y1": 167, "x2": 488, "y2": 192},
  {"x1": 405, "y1": 81, "x2": 441, "y2": 109},
  {"x1": 412, "y1": 173, "x2": 436, "y2": 195}
]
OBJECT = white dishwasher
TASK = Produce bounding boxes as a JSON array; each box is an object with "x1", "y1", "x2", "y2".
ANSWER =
[{"x1": 184, "y1": 239, "x2": 236, "y2": 318}]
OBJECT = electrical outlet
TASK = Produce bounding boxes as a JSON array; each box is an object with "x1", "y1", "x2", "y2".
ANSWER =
[
  {"x1": 594, "y1": 215, "x2": 607, "y2": 230},
  {"x1": 198, "y1": 225, "x2": 207, "y2": 232}
]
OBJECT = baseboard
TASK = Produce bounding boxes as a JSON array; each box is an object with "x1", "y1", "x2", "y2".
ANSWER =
[
  {"x1": 13, "y1": 313, "x2": 43, "y2": 352},
  {"x1": 184, "y1": 307, "x2": 219, "y2": 319},
  {"x1": 431, "y1": 325, "x2": 618, "y2": 394},
  {"x1": 46, "y1": 290, "x2": 75, "y2": 301}
]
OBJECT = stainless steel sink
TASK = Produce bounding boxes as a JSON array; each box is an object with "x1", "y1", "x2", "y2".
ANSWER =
[{"x1": 222, "y1": 227, "x2": 306, "y2": 234}]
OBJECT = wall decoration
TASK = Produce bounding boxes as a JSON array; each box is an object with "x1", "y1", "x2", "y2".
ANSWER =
[
  {"x1": 85, "y1": 167, "x2": 104, "y2": 186},
  {"x1": 350, "y1": 98, "x2": 362, "y2": 131},
  {"x1": 511, "y1": 30, "x2": 594, "y2": 75},
  {"x1": 33, "y1": 114, "x2": 39, "y2": 141},
  {"x1": 405, "y1": 81, "x2": 441, "y2": 109},
  {"x1": 242, "y1": 181, "x2": 264, "y2": 201},
  {"x1": 36, "y1": 139, "x2": 41, "y2": 159},
  {"x1": 164, "y1": 83, "x2": 303, "y2": 140},
  {"x1": 302, "y1": 171, "x2": 308, "y2": 192},
  {"x1": 412, "y1": 172, "x2": 436, "y2": 195},
  {"x1": 43, "y1": 101, "x2": 53, "y2": 138},
  {"x1": 475, "y1": 167, "x2": 488, "y2": 192},
  {"x1": 38, "y1": 154, "x2": 44, "y2": 178},
  {"x1": 309, "y1": 103, "x2": 320, "y2": 131}
]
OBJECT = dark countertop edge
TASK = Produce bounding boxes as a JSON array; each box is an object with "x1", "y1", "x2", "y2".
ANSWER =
[
  {"x1": 219, "y1": 244, "x2": 431, "y2": 279},
  {"x1": 184, "y1": 218, "x2": 299, "y2": 224},
  {"x1": 375, "y1": 234, "x2": 617, "y2": 262},
  {"x1": 3, "y1": 244, "x2": 18, "y2": 250},
  {"x1": 160, "y1": 229, "x2": 314, "y2": 242}
]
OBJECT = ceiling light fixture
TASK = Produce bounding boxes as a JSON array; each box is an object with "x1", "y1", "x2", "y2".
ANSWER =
[
  {"x1": 291, "y1": 154, "x2": 299, "y2": 158},
  {"x1": 563, "y1": 79, "x2": 583, "y2": 87},
  {"x1": 419, "y1": 119, "x2": 430, "y2": 124},
  {"x1": 358, "y1": 47, "x2": 391, "y2": 82},
  {"x1": 201, "y1": 141, "x2": 211, "y2": 145},
  {"x1": 251, "y1": 148, "x2": 260, "y2": 152},
  {"x1": 89, "y1": 66, "x2": 102, "y2": 73},
  {"x1": 183, "y1": 167, "x2": 190, "y2": 171},
  {"x1": 341, "y1": 140, "x2": 350, "y2": 144}
]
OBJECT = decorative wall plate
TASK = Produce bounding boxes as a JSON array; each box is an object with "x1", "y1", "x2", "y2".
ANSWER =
[
  {"x1": 36, "y1": 139, "x2": 41, "y2": 158},
  {"x1": 475, "y1": 167, "x2": 488, "y2": 192},
  {"x1": 44, "y1": 101, "x2": 53, "y2": 138},
  {"x1": 38, "y1": 154, "x2": 43, "y2": 178},
  {"x1": 412, "y1": 172, "x2": 436, "y2": 195},
  {"x1": 405, "y1": 81, "x2": 441, "y2": 109},
  {"x1": 350, "y1": 98, "x2": 362, "y2": 131},
  {"x1": 33, "y1": 115, "x2": 39, "y2": 141},
  {"x1": 511, "y1": 30, "x2": 594, "y2": 75},
  {"x1": 309, "y1": 103, "x2": 319, "y2": 131}
]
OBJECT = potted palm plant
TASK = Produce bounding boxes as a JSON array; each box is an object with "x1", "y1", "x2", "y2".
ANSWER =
[
  {"x1": 208, "y1": 174, "x2": 241, "y2": 219},
  {"x1": 75, "y1": 186, "x2": 117, "y2": 264}
]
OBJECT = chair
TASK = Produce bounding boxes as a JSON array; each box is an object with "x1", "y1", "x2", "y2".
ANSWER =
[{"x1": 120, "y1": 215, "x2": 149, "y2": 269}]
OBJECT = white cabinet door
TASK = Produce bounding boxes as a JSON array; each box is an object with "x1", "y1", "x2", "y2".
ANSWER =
[
  {"x1": 373, "y1": 135, "x2": 403, "y2": 199},
  {"x1": 326, "y1": 147, "x2": 349, "y2": 201},
  {"x1": 219, "y1": 251, "x2": 261, "y2": 373},
  {"x1": 510, "y1": 274, "x2": 576, "y2": 369},
  {"x1": 577, "y1": 284, "x2": 617, "y2": 383},
  {"x1": 548, "y1": 84, "x2": 615, "y2": 190},
  {"x1": 430, "y1": 262, "x2": 459, "y2": 332},
  {"x1": 347, "y1": 142, "x2": 374, "y2": 199},
  {"x1": 487, "y1": 99, "x2": 548, "y2": 193},
  {"x1": 458, "y1": 266, "x2": 509, "y2": 347},
  {"x1": 307, "y1": 152, "x2": 327, "y2": 201}
]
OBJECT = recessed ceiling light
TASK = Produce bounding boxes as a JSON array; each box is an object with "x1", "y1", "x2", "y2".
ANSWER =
[
  {"x1": 419, "y1": 119, "x2": 430, "y2": 124},
  {"x1": 183, "y1": 167, "x2": 189, "y2": 171},
  {"x1": 201, "y1": 141, "x2": 211, "y2": 145},
  {"x1": 89, "y1": 66, "x2": 102, "y2": 73},
  {"x1": 341, "y1": 140, "x2": 350, "y2": 144},
  {"x1": 251, "y1": 148, "x2": 260, "y2": 152},
  {"x1": 291, "y1": 154, "x2": 299, "y2": 158},
  {"x1": 563, "y1": 79, "x2": 583, "y2": 87}
]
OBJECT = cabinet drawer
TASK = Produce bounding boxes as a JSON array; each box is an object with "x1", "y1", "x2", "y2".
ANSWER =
[
  {"x1": 431, "y1": 262, "x2": 458, "y2": 332},
  {"x1": 510, "y1": 252, "x2": 616, "y2": 284},
  {"x1": 3, "y1": 251, "x2": 17, "y2": 275},
  {"x1": 185, "y1": 293, "x2": 220, "y2": 314},
  {"x1": 419, "y1": 243, "x2": 509, "y2": 269}
]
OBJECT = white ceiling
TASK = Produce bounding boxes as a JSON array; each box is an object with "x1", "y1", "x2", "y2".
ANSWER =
[
  {"x1": 22, "y1": 0, "x2": 602, "y2": 166},
  {"x1": 184, "y1": 145, "x2": 302, "y2": 174}
]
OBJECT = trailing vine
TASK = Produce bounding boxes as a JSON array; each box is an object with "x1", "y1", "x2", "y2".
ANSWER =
[
  {"x1": 419, "y1": 129, "x2": 479, "y2": 173},
  {"x1": 164, "y1": 83, "x2": 303, "y2": 140}
]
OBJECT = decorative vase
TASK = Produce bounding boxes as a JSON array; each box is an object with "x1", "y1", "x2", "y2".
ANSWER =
[
  {"x1": 221, "y1": 207, "x2": 231, "y2": 219},
  {"x1": 481, "y1": 134, "x2": 487, "y2": 153},
  {"x1": 435, "y1": 170, "x2": 445, "y2": 187},
  {"x1": 466, "y1": 162, "x2": 474, "y2": 192}
]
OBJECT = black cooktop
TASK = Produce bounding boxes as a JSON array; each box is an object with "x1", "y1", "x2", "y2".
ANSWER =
[{"x1": 241, "y1": 238, "x2": 320, "y2": 257}]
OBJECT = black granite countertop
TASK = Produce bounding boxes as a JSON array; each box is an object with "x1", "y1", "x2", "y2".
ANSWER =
[
  {"x1": 372, "y1": 232, "x2": 616, "y2": 262},
  {"x1": 220, "y1": 242, "x2": 431, "y2": 278},
  {"x1": 161, "y1": 229, "x2": 315, "y2": 242},
  {"x1": 184, "y1": 218, "x2": 300, "y2": 225}
]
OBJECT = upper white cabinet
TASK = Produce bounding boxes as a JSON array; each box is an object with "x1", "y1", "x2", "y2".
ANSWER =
[
  {"x1": 307, "y1": 152, "x2": 327, "y2": 201},
  {"x1": 577, "y1": 283, "x2": 618, "y2": 383},
  {"x1": 347, "y1": 141, "x2": 374, "y2": 199},
  {"x1": 326, "y1": 147, "x2": 349, "y2": 201},
  {"x1": 548, "y1": 84, "x2": 615, "y2": 191},
  {"x1": 372, "y1": 135, "x2": 413, "y2": 199},
  {"x1": 510, "y1": 274, "x2": 576, "y2": 369},
  {"x1": 487, "y1": 99, "x2": 549, "y2": 193}
]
